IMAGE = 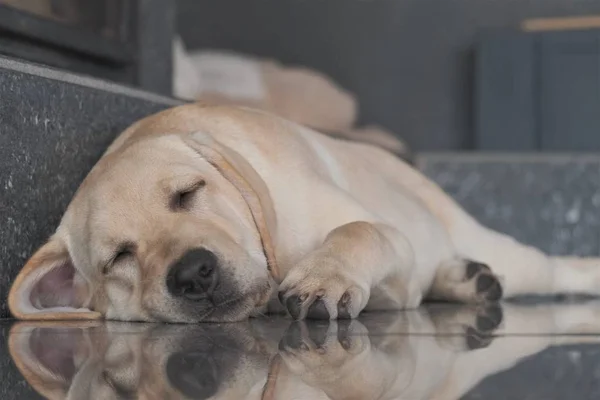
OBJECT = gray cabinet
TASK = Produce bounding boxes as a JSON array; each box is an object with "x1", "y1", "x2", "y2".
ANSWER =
[{"x1": 475, "y1": 29, "x2": 600, "y2": 151}]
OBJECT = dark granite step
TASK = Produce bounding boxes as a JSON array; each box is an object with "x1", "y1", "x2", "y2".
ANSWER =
[
  {"x1": 0, "y1": 56, "x2": 181, "y2": 318},
  {"x1": 419, "y1": 153, "x2": 600, "y2": 257}
]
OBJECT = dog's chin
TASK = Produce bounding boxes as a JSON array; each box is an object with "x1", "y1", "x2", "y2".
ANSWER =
[{"x1": 155, "y1": 285, "x2": 275, "y2": 323}]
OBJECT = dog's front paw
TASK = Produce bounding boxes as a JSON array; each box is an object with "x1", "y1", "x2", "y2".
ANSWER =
[{"x1": 278, "y1": 256, "x2": 369, "y2": 320}]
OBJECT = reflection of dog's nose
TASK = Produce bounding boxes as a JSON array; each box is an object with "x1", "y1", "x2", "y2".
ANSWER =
[
  {"x1": 167, "y1": 248, "x2": 219, "y2": 300},
  {"x1": 167, "y1": 352, "x2": 220, "y2": 399}
]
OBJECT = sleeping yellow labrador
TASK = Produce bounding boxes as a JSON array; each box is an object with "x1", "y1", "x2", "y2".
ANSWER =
[{"x1": 8, "y1": 103, "x2": 600, "y2": 322}]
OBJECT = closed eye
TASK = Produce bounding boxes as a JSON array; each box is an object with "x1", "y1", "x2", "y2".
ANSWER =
[
  {"x1": 103, "y1": 245, "x2": 135, "y2": 275},
  {"x1": 170, "y1": 180, "x2": 206, "y2": 211}
]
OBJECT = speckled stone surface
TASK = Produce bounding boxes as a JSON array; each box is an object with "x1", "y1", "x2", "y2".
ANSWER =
[
  {"x1": 465, "y1": 344, "x2": 600, "y2": 399},
  {"x1": 419, "y1": 154, "x2": 600, "y2": 257},
  {"x1": 0, "y1": 57, "x2": 181, "y2": 318}
]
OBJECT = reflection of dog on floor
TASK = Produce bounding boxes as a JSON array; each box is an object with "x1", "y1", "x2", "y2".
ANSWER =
[
  {"x1": 9, "y1": 303, "x2": 600, "y2": 399},
  {"x1": 8, "y1": 103, "x2": 600, "y2": 322}
]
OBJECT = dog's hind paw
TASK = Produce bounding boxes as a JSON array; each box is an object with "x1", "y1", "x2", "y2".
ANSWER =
[
  {"x1": 466, "y1": 261, "x2": 503, "y2": 303},
  {"x1": 429, "y1": 258, "x2": 504, "y2": 304}
]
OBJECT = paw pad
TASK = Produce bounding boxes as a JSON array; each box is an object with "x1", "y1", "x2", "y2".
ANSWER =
[{"x1": 466, "y1": 260, "x2": 503, "y2": 303}]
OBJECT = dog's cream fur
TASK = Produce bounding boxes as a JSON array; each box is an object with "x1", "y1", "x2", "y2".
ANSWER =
[{"x1": 8, "y1": 103, "x2": 600, "y2": 322}]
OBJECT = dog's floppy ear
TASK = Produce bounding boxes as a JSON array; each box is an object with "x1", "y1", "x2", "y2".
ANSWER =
[
  {"x1": 183, "y1": 131, "x2": 281, "y2": 281},
  {"x1": 8, "y1": 237, "x2": 101, "y2": 320}
]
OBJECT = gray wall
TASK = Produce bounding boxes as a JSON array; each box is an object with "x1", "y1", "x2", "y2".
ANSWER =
[
  {"x1": 0, "y1": 57, "x2": 179, "y2": 318},
  {"x1": 177, "y1": 0, "x2": 600, "y2": 151}
]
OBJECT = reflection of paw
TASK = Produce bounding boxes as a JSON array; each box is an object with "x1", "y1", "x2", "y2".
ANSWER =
[
  {"x1": 278, "y1": 257, "x2": 369, "y2": 320},
  {"x1": 429, "y1": 304, "x2": 503, "y2": 351},
  {"x1": 278, "y1": 320, "x2": 368, "y2": 380},
  {"x1": 466, "y1": 261, "x2": 503, "y2": 303},
  {"x1": 464, "y1": 304, "x2": 503, "y2": 350}
]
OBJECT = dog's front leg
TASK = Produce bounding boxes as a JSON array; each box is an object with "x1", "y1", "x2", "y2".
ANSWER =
[{"x1": 278, "y1": 221, "x2": 422, "y2": 320}]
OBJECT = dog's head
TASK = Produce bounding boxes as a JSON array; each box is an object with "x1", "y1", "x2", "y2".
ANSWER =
[{"x1": 9, "y1": 111, "x2": 279, "y2": 322}]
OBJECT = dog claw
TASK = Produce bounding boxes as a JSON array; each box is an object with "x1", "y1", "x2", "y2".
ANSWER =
[
  {"x1": 337, "y1": 292, "x2": 352, "y2": 319},
  {"x1": 285, "y1": 295, "x2": 304, "y2": 320}
]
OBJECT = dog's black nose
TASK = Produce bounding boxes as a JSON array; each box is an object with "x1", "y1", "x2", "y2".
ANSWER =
[{"x1": 167, "y1": 248, "x2": 219, "y2": 300}]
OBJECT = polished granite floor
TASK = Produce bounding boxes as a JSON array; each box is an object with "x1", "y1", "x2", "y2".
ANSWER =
[{"x1": 3, "y1": 302, "x2": 600, "y2": 399}]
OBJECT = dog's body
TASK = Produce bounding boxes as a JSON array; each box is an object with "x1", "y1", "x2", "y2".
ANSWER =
[{"x1": 8, "y1": 104, "x2": 600, "y2": 322}]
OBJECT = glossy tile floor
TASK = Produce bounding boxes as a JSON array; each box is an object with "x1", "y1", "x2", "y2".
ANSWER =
[{"x1": 4, "y1": 302, "x2": 600, "y2": 399}]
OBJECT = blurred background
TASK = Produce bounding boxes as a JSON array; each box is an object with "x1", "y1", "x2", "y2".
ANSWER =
[{"x1": 2, "y1": 0, "x2": 600, "y2": 153}]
